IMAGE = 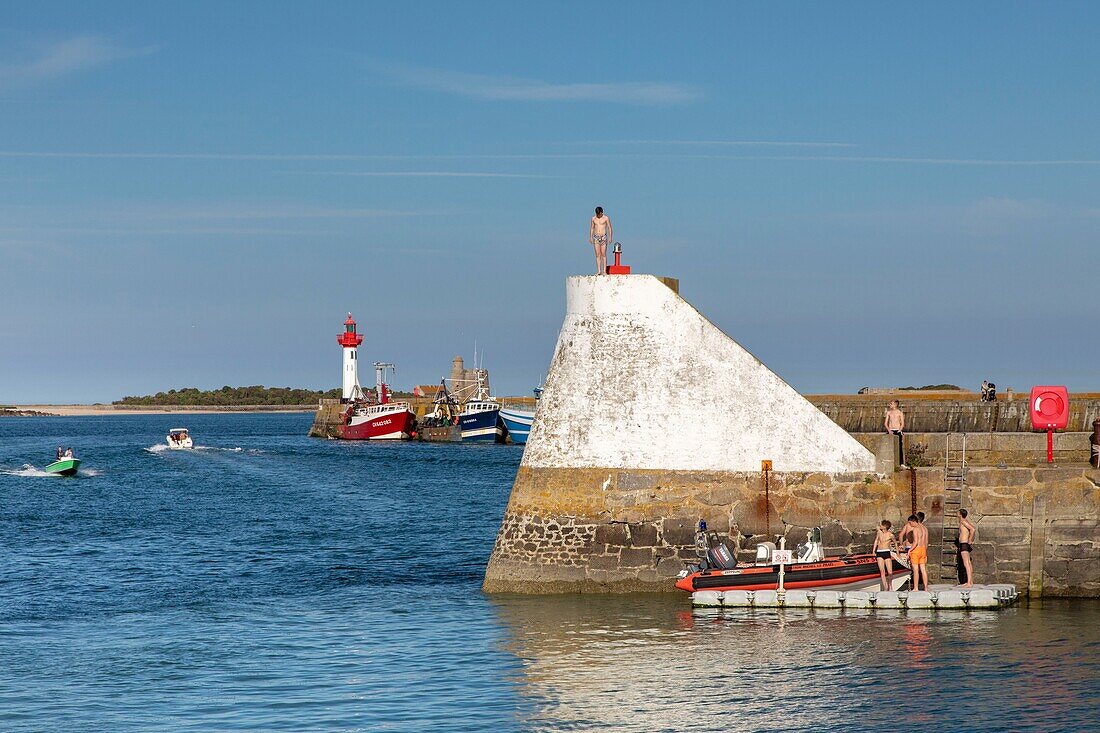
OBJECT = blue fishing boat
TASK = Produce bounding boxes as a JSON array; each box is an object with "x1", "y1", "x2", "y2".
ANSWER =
[
  {"x1": 500, "y1": 387, "x2": 542, "y2": 445},
  {"x1": 459, "y1": 399, "x2": 503, "y2": 442}
]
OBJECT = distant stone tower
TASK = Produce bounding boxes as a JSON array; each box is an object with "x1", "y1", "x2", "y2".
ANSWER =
[
  {"x1": 450, "y1": 356, "x2": 465, "y2": 389},
  {"x1": 450, "y1": 355, "x2": 491, "y2": 400}
]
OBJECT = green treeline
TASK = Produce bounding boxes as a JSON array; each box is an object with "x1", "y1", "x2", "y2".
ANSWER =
[{"x1": 114, "y1": 386, "x2": 343, "y2": 406}]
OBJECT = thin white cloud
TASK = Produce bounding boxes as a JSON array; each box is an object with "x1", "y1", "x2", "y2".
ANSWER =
[
  {"x1": 0, "y1": 203, "x2": 445, "y2": 238},
  {"x1": 829, "y1": 197, "x2": 1100, "y2": 239},
  {"x1": 565, "y1": 140, "x2": 856, "y2": 148},
  {"x1": 375, "y1": 63, "x2": 701, "y2": 105},
  {"x1": 313, "y1": 171, "x2": 550, "y2": 178},
  {"x1": 1, "y1": 150, "x2": 1098, "y2": 166},
  {"x1": 0, "y1": 36, "x2": 153, "y2": 88},
  {"x1": 691, "y1": 154, "x2": 1100, "y2": 165}
]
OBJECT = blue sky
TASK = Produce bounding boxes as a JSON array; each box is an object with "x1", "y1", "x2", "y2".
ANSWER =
[{"x1": 1, "y1": 2, "x2": 1098, "y2": 402}]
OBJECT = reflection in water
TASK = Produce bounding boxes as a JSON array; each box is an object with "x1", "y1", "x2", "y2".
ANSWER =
[{"x1": 489, "y1": 596, "x2": 1100, "y2": 733}]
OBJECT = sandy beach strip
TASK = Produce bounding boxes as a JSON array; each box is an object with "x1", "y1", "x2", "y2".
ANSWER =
[{"x1": 8, "y1": 405, "x2": 316, "y2": 416}]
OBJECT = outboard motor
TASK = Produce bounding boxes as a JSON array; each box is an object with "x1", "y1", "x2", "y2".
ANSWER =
[
  {"x1": 688, "y1": 520, "x2": 739, "y2": 571},
  {"x1": 706, "y1": 543, "x2": 737, "y2": 570}
]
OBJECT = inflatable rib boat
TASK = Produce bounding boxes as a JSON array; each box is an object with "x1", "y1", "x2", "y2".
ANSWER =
[{"x1": 676, "y1": 528, "x2": 912, "y2": 594}]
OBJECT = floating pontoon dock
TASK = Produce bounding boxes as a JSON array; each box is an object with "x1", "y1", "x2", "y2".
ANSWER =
[{"x1": 691, "y1": 583, "x2": 1019, "y2": 609}]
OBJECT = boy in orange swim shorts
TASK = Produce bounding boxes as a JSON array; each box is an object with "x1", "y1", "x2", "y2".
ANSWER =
[{"x1": 903, "y1": 513, "x2": 930, "y2": 591}]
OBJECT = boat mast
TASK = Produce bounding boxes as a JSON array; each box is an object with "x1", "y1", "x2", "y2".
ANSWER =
[{"x1": 374, "y1": 362, "x2": 395, "y2": 404}]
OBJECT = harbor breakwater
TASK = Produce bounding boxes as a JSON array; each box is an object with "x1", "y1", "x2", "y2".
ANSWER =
[
  {"x1": 483, "y1": 464, "x2": 1100, "y2": 597},
  {"x1": 483, "y1": 274, "x2": 1100, "y2": 597}
]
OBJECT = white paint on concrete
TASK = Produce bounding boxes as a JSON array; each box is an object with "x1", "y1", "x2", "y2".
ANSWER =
[{"x1": 524, "y1": 275, "x2": 878, "y2": 473}]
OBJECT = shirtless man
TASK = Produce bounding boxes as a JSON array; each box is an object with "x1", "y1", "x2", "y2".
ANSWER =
[
  {"x1": 901, "y1": 513, "x2": 929, "y2": 591},
  {"x1": 589, "y1": 206, "x2": 612, "y2": 275},
  {"x1": 885, "y1": 400, "x2": 906, "y2": 467},
  {"x1": 958, "y1": 508, "x2": 977, "y2": 587},
  {"x1": 873, "y1": 520, "x2": 896, "y2": 591}
]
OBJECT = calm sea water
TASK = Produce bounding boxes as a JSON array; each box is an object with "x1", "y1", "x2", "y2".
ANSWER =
[{"x1": 1, "y1": 413, "x2": 1098, "y2": 732}]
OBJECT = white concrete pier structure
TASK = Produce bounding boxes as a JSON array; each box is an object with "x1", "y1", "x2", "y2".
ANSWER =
[{"x1": 524, "y1": 275, "x2": 876, "y2": 474}]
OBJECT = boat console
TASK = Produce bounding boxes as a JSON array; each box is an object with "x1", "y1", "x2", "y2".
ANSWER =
[{"x1": 754, "y1": 542, "x2": 777, "y2": 566}]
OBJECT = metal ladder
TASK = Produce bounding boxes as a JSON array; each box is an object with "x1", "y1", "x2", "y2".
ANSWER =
[{"x1": 940, "y1": 433, "x2": 967, "y2": 582}]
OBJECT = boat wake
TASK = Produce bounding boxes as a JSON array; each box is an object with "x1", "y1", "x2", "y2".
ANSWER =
[
  {"x1": 146, "y1": 444, "x2": 258, "y2": 454},
  {"x1": 0, "y1": 464, "x2": 100, "y2": 478},
  {"x1": 1, "y1": 464, "x2": 61, "y2": 478}
]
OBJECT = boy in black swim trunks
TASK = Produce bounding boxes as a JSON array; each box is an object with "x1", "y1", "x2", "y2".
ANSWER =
[
  {"x1": 958, "y1": 508, "x2": 977, "y2": 587},
  {"x1": 873, "y1": 519, "x2": 896, "y2": 591}
]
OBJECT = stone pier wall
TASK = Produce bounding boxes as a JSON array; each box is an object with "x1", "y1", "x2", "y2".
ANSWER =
[
  {"x1": 308, "y1": 399, "x2": 345, "y2": 438},
  {"x1": 811, "y1": 397, "x2": 1100, "y2": 433},
  {"x1": 852, "y1": 432, "x2": 1095, "y2": 467},
  {"x1": 483, "y1": 465, "x2": 1100, "y2": 596}
]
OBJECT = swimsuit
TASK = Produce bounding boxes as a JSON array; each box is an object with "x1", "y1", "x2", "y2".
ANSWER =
[
  {"x1": 876, "y1": 550, "x2": 892, "y2": 559},
  {"x1": 593, "y1": 234, "x2": 607, "y2": 245},
  {"x1": 909, "y1": 546, "x2": 927, "y2": 564},
  {"x1": 958, "y1": 542, "x2": 973, "y2": 553}
]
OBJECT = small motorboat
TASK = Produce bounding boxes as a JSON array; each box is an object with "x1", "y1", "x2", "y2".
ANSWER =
[
  {"x1": 676, "y1": 527, "x2": 911, "y2": 594},
  {"x1": 45, "y1": 450, "x2": 81, "y2": 476},
  {"x1": 166, "y1": 428, "x2": 194, "y2": 449}
]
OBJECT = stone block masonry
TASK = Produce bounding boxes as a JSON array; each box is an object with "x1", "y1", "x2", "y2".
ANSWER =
[
  {"x1": 308, "y1": 399, "x2": 345, "y2": 439},
  {"x1": 483, "y1": 464, "x2": 1100, "y2": 595}
]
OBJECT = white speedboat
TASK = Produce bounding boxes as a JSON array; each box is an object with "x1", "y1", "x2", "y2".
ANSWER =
[{"x1": 166, "y1": 428, "x2": 194, "y2": 449}]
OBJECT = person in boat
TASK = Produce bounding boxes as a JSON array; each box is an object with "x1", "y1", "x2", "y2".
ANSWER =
[
  {"x1": 885, "y1": 400, "x2": 906, "y2": 467},
  {"x1": 873, "y1": 519, "x2": 896, "y2": 591},
  {"x1": 589, "y1": 206, "x2": 612, "y2": 275},
  {"x1": 63, "y1": 447, "x2": 73, "y2": 458},
  {"x1": 56, "y1": 446, "x2": 64, "y2": 460},
  {"x1": 958, "y1": 508, "x2": 977, "y2": 587}
]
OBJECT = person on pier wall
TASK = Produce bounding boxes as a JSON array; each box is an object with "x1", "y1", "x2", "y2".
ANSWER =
[
  {"x1": 588, "y1": 206, "x2": 612, "y2": 275},
  {"x1": 885, "y1": 400, "x2": 906, "y2": 466}
]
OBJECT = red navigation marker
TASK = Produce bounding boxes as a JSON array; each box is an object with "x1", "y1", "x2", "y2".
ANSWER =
[
  {"x1": 1030, "y1": 386, "x2": 1069, "y2": 463},
  {"x1": 606, "y1": 241, "x2": 631, "y2": 275}
]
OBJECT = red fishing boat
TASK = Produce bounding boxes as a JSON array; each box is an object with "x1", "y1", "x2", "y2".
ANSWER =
[
  {"x1": 340, "y1": 363, "x2": 416, "y2": 440},
  {"x1": 675, "y1": 527, "x2": 912, "y2": 594}
]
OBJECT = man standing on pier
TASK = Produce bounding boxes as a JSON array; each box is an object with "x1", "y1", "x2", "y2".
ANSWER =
[
  {"x1": 885, "y1": 400, "x2": 906, "y2": 467},
  {"x1": 589, "y1": 206, "x2": 612, "y2": 275},
  {"x1": 958, "y1": 509, "x2": 977, "y2": 587}
]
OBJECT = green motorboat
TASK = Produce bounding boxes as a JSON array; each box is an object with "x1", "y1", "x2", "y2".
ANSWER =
[{"x1": 45, "y1": 456, "x2": 81, "y2": 476}]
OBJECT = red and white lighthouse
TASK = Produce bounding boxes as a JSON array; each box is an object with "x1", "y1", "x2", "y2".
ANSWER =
[{"x1": 337, "y1": 313, "x2": 364, "y2": 402}]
